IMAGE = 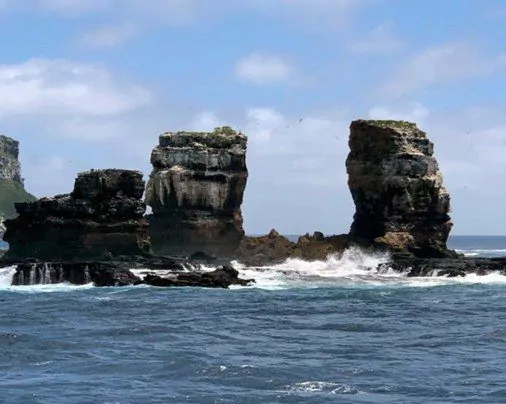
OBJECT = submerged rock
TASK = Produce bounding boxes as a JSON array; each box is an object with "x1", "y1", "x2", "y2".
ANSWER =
[
  {"x1": 0, "y1": 135, "x2": 36, "y2": 220},
  {"x1": 145, "y1": 126, "x2": 248, "y2": 258},
  {"x1": 346, "y1": 120, "x2": 455, "y2": 258},
  {"x1": 4, "y1": 169, "x2": 150, "y2": 261}
]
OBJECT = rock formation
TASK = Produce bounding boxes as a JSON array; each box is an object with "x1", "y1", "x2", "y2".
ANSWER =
[
  {"x1": 233, "y1": 229, "x2": 350, "y2": 266},
  {"x1": 145, "y1": 126, "x2": 248, "y2": 258},
  {"x1": 3, "y1": 169, "x2": 150, "y2": 260},
  {"x1": 0, "y1": 135, "x2": 22, "y2": 183},
  {"x1": 0, "y1": 135, "x2": 36, "y2": 221},
  {"x1": 7, "y1": 258, "x2": 253, "y2": 288},
  {"x1": 0, "y1": 215, "x2": 5, "y2": 240},
  {"x1": 346, "y1": 120, "x2": 455, "y2": 258}
]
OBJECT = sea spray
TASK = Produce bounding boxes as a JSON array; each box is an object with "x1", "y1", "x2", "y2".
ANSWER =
[{"x1": 232, "y1": 247, "x2": 506, "y2": 290}]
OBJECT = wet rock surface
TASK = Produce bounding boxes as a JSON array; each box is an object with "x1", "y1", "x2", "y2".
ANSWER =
[
  {"x1": 346, "y1": 120, "x2": 455, "y2": 258},
  {"x1": 145, "y1": 127, "x2": 248, "y2": 258},
  {"x1": 3, "y1": 169, "x2": 150, "y2": 261},
  {"x1": 233, "y1": 229, "x2": 350, "y2": 266},
  {"x1": 381, "y1": 255, "x2": 506, "y2": 277},
  {"x1": 5, "y1": 256, "x2": 253, "y2": 288}
]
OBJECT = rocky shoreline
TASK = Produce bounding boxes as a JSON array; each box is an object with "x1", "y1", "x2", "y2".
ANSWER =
[
  {"x1": 0, "y1": 121, "x2": 505, "y2": 288},
  {"x1": 5, "y1": 256, "x2": 254, "y2": 288}
]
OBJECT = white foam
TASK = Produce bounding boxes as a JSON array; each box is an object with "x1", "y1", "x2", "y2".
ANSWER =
[
  {"x1": 456, "y1": 248, "x2": 506, "y2": 258},
  {"x1": 286, "y1": 381, "x2": 363, "y2": 395},
  {"x1": 232, "y1": 247, "x2": 506, "y2": 290},
  {"x1": 0, "y1": 266, "x2": 16, "y2": 287},
  {"x1": 0, "y1": 265, "x2": 95, "y2": 292}
]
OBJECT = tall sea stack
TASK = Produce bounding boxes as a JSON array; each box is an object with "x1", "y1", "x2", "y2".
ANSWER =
[
  {"x1": 0, "y1": 135, "x2": 36, "y2": 224},
  {"x1": 4, "y1": 169, "x2": 150, "y2": 260},
  {"x1": 346, "y1": 120, "x2": 454, "y2": 258},
  {"x1": 145, "y1": 127, "x2": 248, "y2": 258}
]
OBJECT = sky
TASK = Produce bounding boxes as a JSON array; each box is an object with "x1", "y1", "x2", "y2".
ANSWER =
[{"x1": 0, "y1": 0, "x2": 505, "y2": 235}]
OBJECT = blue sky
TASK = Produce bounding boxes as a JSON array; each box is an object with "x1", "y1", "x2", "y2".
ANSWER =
[{"x1": 0, "y1": 0, "x2": 505, "y2": 235}]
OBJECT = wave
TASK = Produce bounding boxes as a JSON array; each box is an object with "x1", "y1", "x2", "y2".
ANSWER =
[
  {"x1": 2, "y1": 247, "x2": 506, "y2": 292},
  {"x1": 0, "y1": 266, "x2": 94, "y2": 293},
  {"x1": 232, "y1": 247, "x2": 506, "y2": 290},
  {"x1": 456, "y1": 248, "x2": 506, "y2": 258}
]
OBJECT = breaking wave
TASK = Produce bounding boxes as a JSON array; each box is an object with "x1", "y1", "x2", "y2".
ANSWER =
[
  {"x1": 2, "y1": 246, "x2": 506, "y2": 292},
  {"x1": 232, "y1": 247, "x2": 506, "y2": 290},
  {"x1": 0, "y1": 266, "x2": 94, "y2": 292}
]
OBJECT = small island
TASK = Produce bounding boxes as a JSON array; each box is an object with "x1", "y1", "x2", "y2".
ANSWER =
[{"x1": 1, "y1": 121, "x2": 505, "y2": 288}]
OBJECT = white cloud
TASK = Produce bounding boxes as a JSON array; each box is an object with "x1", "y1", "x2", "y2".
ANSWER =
[
  {"x1": 0, "y1": 58, "x2": 151, "y2": 118},
  {"x1": 349, "y1": 23, "x2": 404, "y2": 54},
  {"x1": 80, "y1": 24, "x2": 138, "y2": 48},
  {"x1": 381, "y1": 43, "x2": 506, "y2": 97},
  {"x1": 235, "y1": 53, "x2": 297, "y2": 86}
]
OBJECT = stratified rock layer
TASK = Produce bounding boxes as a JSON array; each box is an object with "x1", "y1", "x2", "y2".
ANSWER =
[
  {"x1": 0, "y1": 135, "x2": 22, "y2": 183},
  {"x1": 4, "y1": 169, "x2": 150, "y2": 260},
  {"x1": 346, "y1": 120, "x2": 454, "y2": 257},
  {"x1": 145, "y1": 127, "x2": 248, "y2": 257},
  {"x1": 0, "y1": 135, "x2": 36, "y2": 221}
]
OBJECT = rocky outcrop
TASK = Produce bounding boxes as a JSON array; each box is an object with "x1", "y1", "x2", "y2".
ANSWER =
[
  {"x1": 7, "y1": 257, "x2": 254, "y2": 288},
  {"x1": 0, "y1": 216, "x2": 5, "y2": 240},
  {"x1": 12, "y1": 261, "x2": 141, "y2": 286},
  {"x1": 0, "y1": 135, "x2": 22, "y2": 183},
  {"x1": 233, "y1": 229, "x2": 350, "y2": 266},
  {"x1": 0, "y1": 135, "x2": 36, "y2": 221},
  {"x1": 3, "y1": 169, "x2": 150, "y2": 260},
  {"x1": 346, "y1": 120, "x2": 455, "y2": 258},
  {"x1": 145, "y1": 126, "x2": 248, "y2": 258},
  {"x1": 379, "y1": 256, "x2": 506, "y2": 278},
  {"x1": 143, "y1": 265, "x2": 252, "y2": 288}
]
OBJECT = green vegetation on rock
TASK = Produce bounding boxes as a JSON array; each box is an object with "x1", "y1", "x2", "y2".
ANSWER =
[
  {"x1": 363, "y1": 120, "x2": 418, "y2": 131},
  {"x1": 212, "y1": 126, "x2": 239, "y2": 136},
  {"x1": 0, "y1": 179, "x2": 36, "y2": 219}
]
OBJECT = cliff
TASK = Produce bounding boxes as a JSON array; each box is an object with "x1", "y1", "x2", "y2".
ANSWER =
[
  {"x1": 346, "y1": 120, "x2": 455, "y2": 258},
  {"x1": 0, "y1": 135, "x2": 36, "y2": 221},
  {"x1": 4, "y1": 169, "x2": 150, "y2": 260},
  {"x1": 145, "y1": 126, "x2": 248, "y2": 258}
]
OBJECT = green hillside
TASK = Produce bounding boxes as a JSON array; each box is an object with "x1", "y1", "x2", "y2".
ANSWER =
[{"x1": 0, "y1": 179, "x2": 37, "y2": 219}]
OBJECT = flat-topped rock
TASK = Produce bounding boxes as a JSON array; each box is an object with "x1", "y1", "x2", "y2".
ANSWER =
[
  {"x1": 346, "y1": 119, "x2": 455, "y2": 258},
  {"x1": 3, "y1": 169, "x2": 150, "y2": 260},
  {"x1": 145, "y1": 126, "x2": 248, "y2": 258}
]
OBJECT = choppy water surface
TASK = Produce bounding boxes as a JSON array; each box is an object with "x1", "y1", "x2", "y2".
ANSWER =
[{"x1": 1, "y1": 237, "x2": 506, "y2": 403}]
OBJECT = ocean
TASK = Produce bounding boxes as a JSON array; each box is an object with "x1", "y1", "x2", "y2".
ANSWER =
[{"x1": 1, "y1": 236, "x2": 506, "y2": 403}]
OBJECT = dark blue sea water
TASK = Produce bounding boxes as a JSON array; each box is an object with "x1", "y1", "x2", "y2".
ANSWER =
[{"x1": 1, "y1": 236, "x2": 506, "y2": 403}]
